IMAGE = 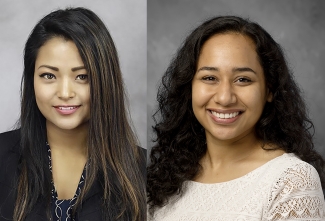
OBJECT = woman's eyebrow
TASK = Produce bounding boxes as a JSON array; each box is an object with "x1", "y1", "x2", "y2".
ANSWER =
[
  {"x1": 233, "y1": 67, "x2": 256, "y2": 74},
  {"x1": 197, "y1": 66, "x2": 256, "y2": 74},
  {"x1": 37, "y1": 65, "x2": 58, "y2": 71},
  {"x1": 37, "y1": 65, "x2": 85, "y2": 72},
  {"x1": 71, "y1": 66, "x2": 86, "y2": 72},
  {"x1": 197, "y1": 66, "x2": 219, "y2": 72}
]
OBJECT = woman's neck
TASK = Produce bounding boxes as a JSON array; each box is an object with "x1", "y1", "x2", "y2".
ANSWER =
[
  {"x1": 204, "y1": 130, "x2": 262, "y2": 166},
  {"x1": 195, "y1": 131, "x2": 285, "y2": 183},
  {"x1": 46, "y1": 120, "x2": 88, "y2": 156}
]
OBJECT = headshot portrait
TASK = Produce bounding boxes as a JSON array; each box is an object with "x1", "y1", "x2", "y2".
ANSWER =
[
  {"x1": 0, "y1": 0, "x2": 146, "y2": 220},
  {"x1": 147, "y1": 0, "x2": 325, "y2": 157},
  {"x1": 0, "y1": 0, "x2": 146, "y2": 148},
  {"x1": 147, "y1": 0, "x2": 325, "y2": 220}
]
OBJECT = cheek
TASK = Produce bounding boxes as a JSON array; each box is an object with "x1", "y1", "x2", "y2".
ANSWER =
[
  {"x1": 78, "y1": 86, "x2": 90, "y2": 104},
  {"x1": 192, "y1": 83, "x2": 214, "y2": 108},
  {"x1": 80, "y1": 87, "x2": 91, "y2": 118},
  {"x1": 33, "y1": 81, "x2": 55, "y2": 109},
  {"x1": 238, "y1": 86, "x2": 266, "y2": 112},
  {"x1": 34, "y1": 84, "x2": 47, "y2": 106}
]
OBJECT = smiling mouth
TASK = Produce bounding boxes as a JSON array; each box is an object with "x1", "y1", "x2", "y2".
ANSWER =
[
  {"x1": 54, "y1": 105, "x2": 81, "y2": 115},
  {"x1": 210, "y1": 110, "x2": 241, "y2": 119},
  {"x1": 57, "y1": 106, "x2": 79, "y2": 110}
]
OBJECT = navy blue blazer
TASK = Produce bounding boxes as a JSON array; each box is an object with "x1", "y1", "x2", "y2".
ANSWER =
[{"x1": 0, "y1": 130, "x2": 146, "y2": 221}]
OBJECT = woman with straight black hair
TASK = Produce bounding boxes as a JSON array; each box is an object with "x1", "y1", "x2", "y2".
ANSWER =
[
  {"x1": 148, "y1": 16, "x2": 325, "y2": 220},
  {"x1": 0, "y1": 7, "x2": 146, "y2": 221}
]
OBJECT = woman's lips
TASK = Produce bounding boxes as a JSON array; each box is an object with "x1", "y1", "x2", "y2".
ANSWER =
[
  {"x1": 54, "y1": 105, "x2": 81, "y2": 115},
  {"x1": 208, "y1": 110, "x2": 242, "y2": 124}
]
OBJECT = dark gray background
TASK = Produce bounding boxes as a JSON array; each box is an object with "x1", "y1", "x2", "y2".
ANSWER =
[
  {"x1": 147, "y1": 0, "x2": 325, "y2": 157},
  {"x1": 0, "y1": 0, "x2": 147, "y2": 148}
]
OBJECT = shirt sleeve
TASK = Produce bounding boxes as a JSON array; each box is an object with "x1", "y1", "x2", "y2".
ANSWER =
[{"x1": 265, "y1": 162, "x2": 325, "y2": 220}]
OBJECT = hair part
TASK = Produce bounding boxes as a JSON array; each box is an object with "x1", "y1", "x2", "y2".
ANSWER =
[
  {"x1": 147, "y1": 15, "x2": 325, "y2": 211},
  {"x1": 15, "y1": 7, "x2": 145, "y2": 221}
]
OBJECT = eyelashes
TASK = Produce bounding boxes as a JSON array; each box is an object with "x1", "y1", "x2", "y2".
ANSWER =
[
  {"x1": 235, "y1": 77, "x2": 252, "y2": 83},
  {"x1": 75, "y1": 74, "x2": 88, "y2": 81},
  {"x1": 202, "y1": 76, "x2": 217, "y2": 81},
  {"x1": 39, "y1": 73, "x2": 55, "y2": 80},
  {"x1": 201, "y1": 75, "x2": 253, "y2": 85},
  {"x1": 39, "y1": 73, "x2": 89, "y2": 82}
]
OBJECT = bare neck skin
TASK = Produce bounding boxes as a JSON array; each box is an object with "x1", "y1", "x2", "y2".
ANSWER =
[
  {"x1": 195, "y1": 130, "x2": 285, "y2": 183},
  {"x1": 46, "y1": 120, "x2": 88, "y2": 155},
  {"x1": 205, "y1": 129, "x2": 261, "y2": 165},
  {"x1": 46, "y1": 120, "x2": 88, "y2": 199}
]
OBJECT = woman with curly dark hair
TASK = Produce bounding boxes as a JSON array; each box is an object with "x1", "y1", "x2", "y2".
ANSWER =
[{"x1": 147, "y1": 16, "x2": 325, "y2": 220}]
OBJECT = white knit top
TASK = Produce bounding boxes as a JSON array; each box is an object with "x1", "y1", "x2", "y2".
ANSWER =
[{"x1": 149, "y1": 153, "x2": 325, "y2": 221}]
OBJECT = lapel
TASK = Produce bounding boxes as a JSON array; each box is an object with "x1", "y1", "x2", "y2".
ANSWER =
[
  {"x1": 76, "y1": 171, "x2": 125, "y2": 221},
  {"x1": 25, "y1": 202, "x2": 48, "y2": 220},
  {"x1": 75, "y1": 176, "x2": 103, "y2": 220},
  {"x1": 26, "y1": 178, "x2": 103, "y2": 220},
  {"x1": 83, "y1": 175, "x2": 102, "y2": 201}
]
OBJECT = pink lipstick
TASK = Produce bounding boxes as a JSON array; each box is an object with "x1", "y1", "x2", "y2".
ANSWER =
[{"x1": 54, "y1": 105, "x2": 80, "y2": 115}]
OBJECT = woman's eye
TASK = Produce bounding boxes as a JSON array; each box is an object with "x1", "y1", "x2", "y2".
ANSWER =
[
  {"x1": 39, "y1": 73, "x2": 55, "y2": 80},
  {"x1": 202, "y1": 76, "x2": 217, "y2": 81},
  {"x1": 76, "y1": 74, "x2": 88, "y2": 81},
  {"x1": 236, "y1": 77, "x2": 251, "y2": 83}
]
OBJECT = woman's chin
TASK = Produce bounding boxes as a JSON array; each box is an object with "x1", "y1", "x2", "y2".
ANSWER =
[{"x1": 46, "y1": 120, "x2": 88, "y2": 131}]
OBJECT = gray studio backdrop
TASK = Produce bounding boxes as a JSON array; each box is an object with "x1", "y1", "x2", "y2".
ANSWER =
[
  {"x1": 147, "y1": 0, "x2": 325, "y2": 157},
  {"x1": 0, "y1": 0, "x2": 147, "y2": 148}
]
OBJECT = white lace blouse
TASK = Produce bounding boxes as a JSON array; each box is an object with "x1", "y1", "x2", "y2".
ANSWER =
[{"x1": 149, "y1": 153, "x2": 325, "y2": 221}]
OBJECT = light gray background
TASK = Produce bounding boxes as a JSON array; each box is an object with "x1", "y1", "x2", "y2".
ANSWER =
[
  {"x1": 0, "y1": 0, "x2": 147, "y2": 148},
  {"x1": 147, "y1": 0, "x2": 325, "y2": 157}
]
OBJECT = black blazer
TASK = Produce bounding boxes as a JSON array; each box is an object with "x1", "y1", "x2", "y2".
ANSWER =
[{"x1": 0, "y1": 130, "x2": 146, "y2": 221}]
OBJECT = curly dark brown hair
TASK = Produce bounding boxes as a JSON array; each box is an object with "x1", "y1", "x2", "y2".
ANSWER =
[{"x1": 147, "y1": 15, "x2": 325, "y2": 211}]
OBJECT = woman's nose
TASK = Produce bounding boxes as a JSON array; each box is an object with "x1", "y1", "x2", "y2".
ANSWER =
[
  {"x1": 57, "y1": 78, "x2": 75, "y2": 100},
  {"x1": 213, "y1": 81, "x2": 236, "y2": 106}
]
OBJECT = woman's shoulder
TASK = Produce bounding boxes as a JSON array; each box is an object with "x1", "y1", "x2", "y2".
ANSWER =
[
  {"x1": 0, "y1": 129, "x2": 21, "y2": 190},
  {"x1": 265, "y1": 153, "x2": 325, "y2": 219},
  {"x1": 264, "y1": 153, "x2": 321, "y2": 189},
  {"x1": 270, "y1": 153, "x2": 320, "y2": 176},
  {"x1": 0, "y1": 129, "x2": 21, "y2": 179},
  {"x1": 0, "y1": 129, "x2": 21, "y2": 155},
  {"x1": 270, "y1": 153, "x2": 322, "y2": 189},
  {"x1": 0, "y1": 130, "x2": 21, "y2": 220}
]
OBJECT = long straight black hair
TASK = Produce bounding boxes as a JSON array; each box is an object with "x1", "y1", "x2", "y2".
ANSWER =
[{"x1": 15, "y1": 7, "x2": 146, "y2": 221}]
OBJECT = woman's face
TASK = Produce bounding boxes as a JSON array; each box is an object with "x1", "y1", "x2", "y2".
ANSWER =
[
  {"x1": 34, "y1": 37, "x2": 90, "y2": 131},
  {"x1": 192, "y1": 33, "x2": 272, "y2": 143}
]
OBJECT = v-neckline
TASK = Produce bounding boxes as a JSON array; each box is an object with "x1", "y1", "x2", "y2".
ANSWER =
[{"x1": 46, "y1": 142, "x2": 87, "y2": 201}]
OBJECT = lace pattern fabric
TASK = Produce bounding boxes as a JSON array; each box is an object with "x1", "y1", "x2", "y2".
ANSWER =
[
  {"x1": 266, "y1": 162, "x2": 324, "y2": 220},
  {"x1": 149, "y1": 153, "x2": 325, "y2": 221}
]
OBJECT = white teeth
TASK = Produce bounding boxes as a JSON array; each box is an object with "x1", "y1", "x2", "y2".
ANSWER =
[
  {"x1": 211, "y1": 111, "x2": 239, "y2": 119},
  {"x1": 59, "y1": 107, "x2": 76, "y2": 110}
]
